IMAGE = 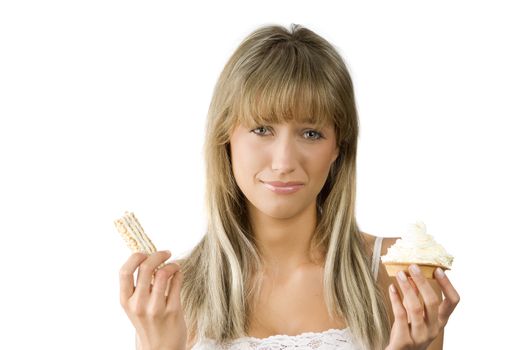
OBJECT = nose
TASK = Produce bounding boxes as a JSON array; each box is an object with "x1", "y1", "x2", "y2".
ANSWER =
[{"x1": 271, "y1": 132, "x2": 298, "y2": 174}]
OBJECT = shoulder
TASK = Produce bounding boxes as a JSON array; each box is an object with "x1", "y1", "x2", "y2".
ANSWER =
[
  {"x1": 360, "y1": 232, "x2": 399, "y2": 257},
  {"x1": 360, "y1": 234, "x2": 400, "y2": 290},
  {"x1": 380, "y1": 236, "x2": 399, "y2": 256},
  {"x1": 369, "y1": 235, "x2": 401, "y2": 325},
  {"x1": 360, "y1": 232, "x2": 377, "y2": 256}
]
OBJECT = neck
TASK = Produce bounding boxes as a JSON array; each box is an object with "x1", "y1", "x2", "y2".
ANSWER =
[{"x1": 248, "y1": 201, "x2": 324, "y2": 275}]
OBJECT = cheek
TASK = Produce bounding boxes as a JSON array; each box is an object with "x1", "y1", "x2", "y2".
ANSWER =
[
  {"x1": 308, "y1": 149, "x2": 335, "y2": 180},
  {"x1": 309, "y1": 145, "x2": 335, "y2": 164},
  {"x1": 231, "y1": 141, "x2": 262, "y2": 179}
]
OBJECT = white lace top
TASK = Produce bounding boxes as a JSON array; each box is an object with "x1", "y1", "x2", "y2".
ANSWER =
[
  {"x1": 192, "y1": 327, "x2": 360, "y2": 350},
  {"x1": 189, "y1": 236, "x2": 384, "y2": 350}
]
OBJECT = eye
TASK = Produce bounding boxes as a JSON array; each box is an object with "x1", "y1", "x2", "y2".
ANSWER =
[
  {"x1": 304, "y1": 129, "x2": 324, "y2": 140},
  {"x1": 250, "y1": 126, "x2": 325, "y2": 140},
  {"x1": 250, "y1": 126, "x2": 270, "y2": 136}
]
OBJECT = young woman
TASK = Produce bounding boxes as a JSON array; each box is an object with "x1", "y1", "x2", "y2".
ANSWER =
[{"x1": 119, "y1": 23, "x2": 460, "y2": 350}]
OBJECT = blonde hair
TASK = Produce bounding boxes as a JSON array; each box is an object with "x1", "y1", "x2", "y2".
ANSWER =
[{"x1": 179, "y1": 23, "x2": 390, "y2": 350}]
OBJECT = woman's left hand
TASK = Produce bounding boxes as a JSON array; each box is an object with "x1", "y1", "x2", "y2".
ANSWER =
[{"x1": 385, "y1": 265, "x2": 460, "y2": 350}]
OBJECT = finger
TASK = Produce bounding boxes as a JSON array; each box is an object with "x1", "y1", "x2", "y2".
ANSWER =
[
  {"x1": 408, "y1": 265, "x2": 440, "y2": 326},
  {"x1": 388, "y1": 283, "x2": 411, "y2": 344},
  {"x1": 407, "y1": 277, "x2": 419, "y2": 296},
  {"x1": 434, "y1": 268, "x2": 461, "y2": 327},
  {"x1": 136, "y1": 250, "x2": 172, "y2": 296},
  {"x1": 166, "y1": 268, "x2": 184, "y2": 313},
  {"x1": 119, "y1": 252, "x2": 149, "y2": 306},
  {"x1": 165, "y1": 275, "x2": 175, "y2": 297},
  {"x1": 396, "y1": 271, "x2": 427, "y2": 333},
  {"x1": 407, "y1": 277, "x2": 422, "y2": 321},
  {"x1": 150, "y1": 262, "x2": 182, "y2": 310}
]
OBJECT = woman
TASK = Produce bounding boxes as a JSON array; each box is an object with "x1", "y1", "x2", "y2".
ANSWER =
[{"x1": 119, "y1": 23, "x2": 460, "y2": 350}]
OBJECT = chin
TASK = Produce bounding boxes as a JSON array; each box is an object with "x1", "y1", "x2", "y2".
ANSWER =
[{"x1": 259, "y1": 203, "x2": 305, "y2": 219}]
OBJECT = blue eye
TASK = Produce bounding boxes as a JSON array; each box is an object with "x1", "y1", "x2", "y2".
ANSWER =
[
  {"x1": 250, "y1": 126, "x2": 324, "y2": 140},
  {"x1": 304, "y1": 130, "x2": 323, "y2": 140},
  {"x1": 251, "y1": 126, "x2": 269, "y2": 136}
]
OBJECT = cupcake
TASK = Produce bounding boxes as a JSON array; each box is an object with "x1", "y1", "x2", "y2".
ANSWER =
[{"x1": 381, "y1": 221, "x2": 454, "y2": 279}]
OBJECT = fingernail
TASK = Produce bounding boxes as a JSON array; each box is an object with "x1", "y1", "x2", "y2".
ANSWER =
[
  {"x1": 435, "y1": 268, "x2": 446, "y2": 279},
  {"x1": 397, "y1": 270, "x2": 407, "y2": 282},
  {"x1": 409, "y1": 264, "x2": 420, "y2": 275},
  {"x1": 389, "y1": 284, "x2": 397, "y2": 294}
]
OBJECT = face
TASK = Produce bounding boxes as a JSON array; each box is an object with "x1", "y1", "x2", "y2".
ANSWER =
[{"x1": 229, "y1": 121, "x2": 339, "y2": 220}]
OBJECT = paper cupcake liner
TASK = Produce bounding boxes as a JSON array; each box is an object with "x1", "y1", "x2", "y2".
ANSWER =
[{"x1": 382, "y1": 261, "x2": 449, "y2": 279}]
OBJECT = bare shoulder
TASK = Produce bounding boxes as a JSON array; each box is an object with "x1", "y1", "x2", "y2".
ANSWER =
[
  {"x1": 373, "y1": 235, "x2": 401, "y2": 324},
  {"x1": 376, "y1": 236, "x2": 400, "y2": 286},
  {"x1": 360, "y1": 232, "x2": 377, "y2": 256},
  {"x1": 380, "y1": 236, "x2": 400, "y2": 256},
  {"x1": 374, "y1": 235, "x2": 400, "y2": 281},
  {"x1": 360, "y1": 232, "x2": 399, "y2": 255}
]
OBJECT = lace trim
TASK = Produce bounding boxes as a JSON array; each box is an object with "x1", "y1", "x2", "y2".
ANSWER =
[
  {"x1": 194, "y1": 327, "x2": 360, "y2": 349},
  {"x1": 235, "y1": 327, "x2": 350, "y2": 342}
]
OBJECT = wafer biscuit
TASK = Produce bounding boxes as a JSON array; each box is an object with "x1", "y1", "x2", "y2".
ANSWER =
[{"x1": 114, "y1": 211, "x2": 167, "y2": 276}]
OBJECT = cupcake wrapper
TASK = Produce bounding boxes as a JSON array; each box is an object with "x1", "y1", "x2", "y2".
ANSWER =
[{"x1": 382, "y1": 262, "x2": 448, "y2": 279}]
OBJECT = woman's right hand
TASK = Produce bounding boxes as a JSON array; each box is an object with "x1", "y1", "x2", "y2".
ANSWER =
[{"x1": 119, "y1": 250, "x2": 187, "y2": 350}]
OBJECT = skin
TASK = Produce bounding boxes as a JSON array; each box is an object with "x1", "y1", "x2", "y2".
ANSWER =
[
  {"x1": 228, "y1": 121, "x2": 339, "y2": 275},
  {"x1": 119, "y1": 251, "x2": 186, "y2": 350},
  {"x1": 120, "y1": 120, "x2": 460, "y2": 350},
  {"x1": 228, "y1": 120, "x2": 460, "y2": 349},
  {"x1": 227, "y1": 120, "x2": 348, "y2": 336}
]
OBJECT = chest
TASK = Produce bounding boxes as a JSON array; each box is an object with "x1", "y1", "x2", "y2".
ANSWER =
[{"x1": 246, "y1": 266, "x2": 347, "y2": 338}]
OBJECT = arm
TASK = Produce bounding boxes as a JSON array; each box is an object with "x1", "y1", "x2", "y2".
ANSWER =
[
  {"x1": 136, "y1": 331, "x2": 141, "y2": 350},
  {"x1": 136, "y1": 331, "x2": 193, "y2": 350}
]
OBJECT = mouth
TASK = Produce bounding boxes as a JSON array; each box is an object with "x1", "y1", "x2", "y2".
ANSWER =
[
  {"x1": 261, "y1": 180, "x2": 305, "y2": 187},
  {"x1": 260, "y1": 181, "x2": 304, "y2": 194}
]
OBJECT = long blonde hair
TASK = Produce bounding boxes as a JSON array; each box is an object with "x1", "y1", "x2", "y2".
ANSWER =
[{"x1": 179, "y1": 23, "x2": 390, "y2": 350}]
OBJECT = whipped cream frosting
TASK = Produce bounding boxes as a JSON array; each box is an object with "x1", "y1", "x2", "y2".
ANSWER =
[{"x1": 381, "y1": 221, "x2": 454, "y2": 268}]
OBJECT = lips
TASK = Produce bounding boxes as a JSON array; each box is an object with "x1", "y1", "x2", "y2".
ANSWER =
[
  {"x1": 262, "y1": 181, "x2": 304, "y2": 187},
  {"x1": 261, "y1": 181, "x2": 304, "y2": 194}
]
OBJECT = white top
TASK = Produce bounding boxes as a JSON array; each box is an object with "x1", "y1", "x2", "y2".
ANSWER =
[
  {"x1": 189, "y1": 236, "x2": 384, "y2": 350},
  {"x1": 193, "y1": 327, "x2": 360, "y2": 349}
]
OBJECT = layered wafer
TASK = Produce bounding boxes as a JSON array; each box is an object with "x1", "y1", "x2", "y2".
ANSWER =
[{"x1": 114, "y1": 211, "x2": 167, "y2": 273}]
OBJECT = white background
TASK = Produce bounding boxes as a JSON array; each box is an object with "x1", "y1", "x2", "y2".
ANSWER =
[{"x1": 1, "y1": 1, "x2": 525, "y2": 349}]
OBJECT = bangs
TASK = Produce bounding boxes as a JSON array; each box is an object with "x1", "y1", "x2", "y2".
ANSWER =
[{"x1": 230, "y1": 44, "x2": 337, "y2": 131}]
